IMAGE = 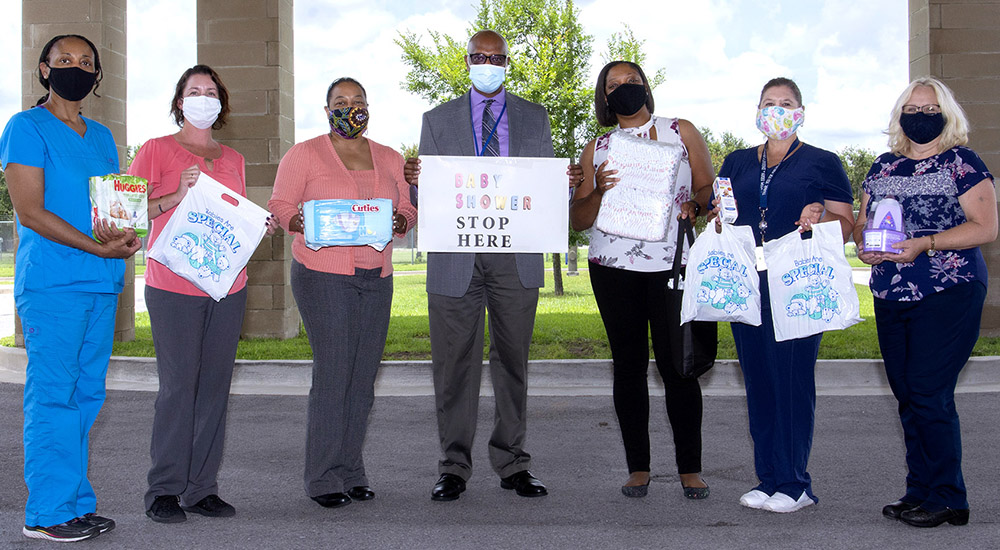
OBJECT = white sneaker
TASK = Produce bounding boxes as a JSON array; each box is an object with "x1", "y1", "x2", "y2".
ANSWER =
[
  {"x1": 761, "y1": 491, "x2": 815, "y2": 513},
  {"x1": 739, "y1": 489, "x2": 771, "y2": 509}
]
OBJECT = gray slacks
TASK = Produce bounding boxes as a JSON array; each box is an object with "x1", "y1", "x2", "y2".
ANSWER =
[
  {"x1": 292, "y1": 261, "x2": 392, "y2": 497},
  {"x1": 429, "y1": 253, "x2": 539, "y2": 480},
  {"x1": 144, "y1": 285, "x2": 246, "y2": 509}
]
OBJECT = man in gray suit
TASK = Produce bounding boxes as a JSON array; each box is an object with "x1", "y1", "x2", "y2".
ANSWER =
[{"x1": 405, "y1": 29, "x2": 578, "y2": 501}]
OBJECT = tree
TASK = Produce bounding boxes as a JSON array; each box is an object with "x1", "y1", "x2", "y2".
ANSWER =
[
  {"x1": 0, "y1": 169, "x2": 12, "y2": 220},
  {"x1": 838, "y1": 145, "x2": 877, "y2": 208},
  {"x1": 700, "y1": 128, "x2": 750, "y2": 173}
]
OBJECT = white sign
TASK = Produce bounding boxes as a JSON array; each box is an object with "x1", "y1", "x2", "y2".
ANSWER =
[{"x1": 417, "y1": 155, "x2": 569, "y2": 253}]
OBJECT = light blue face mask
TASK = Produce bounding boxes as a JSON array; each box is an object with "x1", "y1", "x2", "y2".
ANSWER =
[{"x1": 468, "y1": 64, "x2": 506, "y2": 94}]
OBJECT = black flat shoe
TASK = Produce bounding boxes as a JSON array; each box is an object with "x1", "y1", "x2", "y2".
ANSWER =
[
  {"x1": 347, "y1": 486, "x2": 375, "y2": 501},
  {"x1": 899, "y1": 506, "x2": 969, "y2": 527},
  {"x1": 431, "y1": 474, "x2": 466, "y2": 501},
  {"x1": 500, "y1": 471, "x2": 548, "y2": 497},
  {"x1": 311, "y1": 493, "x2": 352, "y2": 509},
  {"x1": 882, "y1": 499, "x2": 920, "y2": 520},
  {"x1": 621, "y1": 481, "x2": 649, "y2": 498},
  {"x1": 682, "y1": 483, "x2": 710, "y2": 500},
  {"x1": 182, "y1": 495, "x2": 236, "y2": 518}
]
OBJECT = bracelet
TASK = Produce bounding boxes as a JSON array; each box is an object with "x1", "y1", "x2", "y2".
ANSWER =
[
  {"x1": 927, "y1": 234, "x2": 937, "y2": 256},
  {"x1": 691, "y1": 201, "x2": 701, "y2": 216},
  {"x1": 157, "y1": 203, "x2": 164, "y2": 214}
]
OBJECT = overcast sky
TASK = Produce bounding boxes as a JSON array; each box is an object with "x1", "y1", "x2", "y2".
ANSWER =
[{"x1": 0, "y1": 0, "x2": 909, "y2": 160}]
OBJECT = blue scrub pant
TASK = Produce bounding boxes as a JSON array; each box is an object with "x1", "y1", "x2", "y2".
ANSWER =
[
  {"x1": 731, "y1": 275, "x2": 821, "y2": 502},
  {"x1": 17, "y1": 290, "x2": 118, "y2": 527},
  {"x1": 874, "y1": 282, "x2": 985, "y2": 512}
]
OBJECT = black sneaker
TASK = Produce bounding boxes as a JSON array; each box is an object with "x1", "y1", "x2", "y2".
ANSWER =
[
  {"x1": 23, "y1": 517, "x2": 100, "y2": 542},
  {"x1": 182, "y1": 495, "x2": 236, "y2": 518},
  {"x1": 146, "y1": 495, "x2": 187, "y2": 523},
  {"x1": 82, "y1": 512, "x2": 116, "y2": 533}
]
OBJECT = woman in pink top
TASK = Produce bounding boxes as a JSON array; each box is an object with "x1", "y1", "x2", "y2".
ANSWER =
[
  {"x1": 268, "y1": 77, "x2": 416, "y2": 509},
  {"x1": 128, "y1": 65, "x2": 276, "y2": 524}
]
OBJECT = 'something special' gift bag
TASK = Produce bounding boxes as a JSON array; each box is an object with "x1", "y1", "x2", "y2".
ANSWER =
[
  {"x1": 594, "y1": 130, "x2": 685, "y2": 242},
  {"x1": 763, "y1": 221, "x2": 863, "y2": 341},
  {"x1": 680, "y1": 221, "x2": 761, "y2": 326},
  {"x1": 147, "y1": 173, "x2": 269, "y2": 301}
]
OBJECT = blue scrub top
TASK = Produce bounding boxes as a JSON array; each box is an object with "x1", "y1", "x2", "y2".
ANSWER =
[
  {"x1": 0, "y1": 106, "x2": 124, "y2": 295},
  {"x1": 718, "y1": 142, "x2": 853, "y2": 246}
]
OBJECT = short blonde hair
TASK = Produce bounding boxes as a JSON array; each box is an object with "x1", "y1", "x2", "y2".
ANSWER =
[{"x1": 886, "y1": 77, "x2": 969, "y2": 155}]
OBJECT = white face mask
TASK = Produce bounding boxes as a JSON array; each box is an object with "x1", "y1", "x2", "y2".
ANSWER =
[
  {"x1": 182, "y1": 96, "x2": 222, "y2": 129},
  {"x1": 468, "y1": 64, "x2": 506, "y2": 94}
]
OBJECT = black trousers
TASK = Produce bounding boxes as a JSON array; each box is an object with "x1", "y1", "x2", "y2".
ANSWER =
[{"x1": 589, "y1": 262, "x2": 703, "y2": 474}]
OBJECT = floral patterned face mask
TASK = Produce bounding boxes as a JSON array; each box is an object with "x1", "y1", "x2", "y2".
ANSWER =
[
  {"x1": 755, "y1": 106, "x2": 804, "y2": 141},
  {"x1": 329, "y1": 107, "x2": 369, "y2": 139}
]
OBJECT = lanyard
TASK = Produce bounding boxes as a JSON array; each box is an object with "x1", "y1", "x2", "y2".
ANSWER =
[
  {"x1": 470, "y1": 97, "x2": 507, "y2": 157},
  {"x1": 758, "y1": 138, "x2": 799, "y2": 235}
]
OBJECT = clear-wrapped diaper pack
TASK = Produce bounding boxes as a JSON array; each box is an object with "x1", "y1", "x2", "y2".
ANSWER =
[{"x1": 303, "y1": 199, "x2": 393, "y2": 252}]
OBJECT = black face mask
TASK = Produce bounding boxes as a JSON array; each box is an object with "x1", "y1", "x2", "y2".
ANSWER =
[
  {"x1": 606, "y1": 83, "x2": 648, "y2": 117},
  {"x1": 899, "y1": 112, "x2": 946, "y2": 145},
  {"x1": 46, "y1": 65, "x2": 97, "y2": 102}
]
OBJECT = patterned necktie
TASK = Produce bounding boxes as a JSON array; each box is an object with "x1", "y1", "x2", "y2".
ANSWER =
[{"x1": 481, "y1": 99, "x2": 499, "y2": 157}]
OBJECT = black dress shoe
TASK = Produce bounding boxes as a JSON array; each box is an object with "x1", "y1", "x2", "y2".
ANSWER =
[
  {"x1": 182, "y1": 495, "x2": 236, "y2": 517},
  {"x1": 347, "y1": 486, "x2": 375, "y2": 501},
  {"x1": 899, "y1": 506, "x2": 969, "y2": 527},
  {"x1": 146, "y1": 495, "x2": 186, "y2": 524},
  {"x1": 311, "y1": 493, "x2": 352, "y2": 509},
  {"x1": 431, "y1": 473, "x2": 466, "y2": 501},
  {"x1": 882, "y1": 499, "x2": 920, "y2": 520},
  {"x1": 500, "y1": 471, "x2": 548, "y2": 497}
]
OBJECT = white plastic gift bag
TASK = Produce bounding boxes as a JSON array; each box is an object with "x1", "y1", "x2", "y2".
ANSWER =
[
  {"x1": 148, "y1": 173, "x2": 269, "y2": 301},
  {"x1": 764, "y1": 221, "x2": 863, "y2": 341},
  {"x1": 680, "y1": 222, "x2": 762, "y2": 326}
]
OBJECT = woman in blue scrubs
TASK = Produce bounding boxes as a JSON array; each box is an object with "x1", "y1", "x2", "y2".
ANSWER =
[
  {"x1": 713, "y1": 78, "x2": 855, "y2": 513},
  {"x1": 0, "y1": 34, "x2": 141, "y2": 543}
]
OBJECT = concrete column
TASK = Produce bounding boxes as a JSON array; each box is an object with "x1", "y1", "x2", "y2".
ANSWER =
[
  {"x1": 197, "y1": 0, "x2": 299, "y2": 338},
  {"x1": 910, "y1": 0, "x2": 1000, "y2": 336},
  {"x1": 20, "y1": 0, "x2": 133, "y2": 344}
]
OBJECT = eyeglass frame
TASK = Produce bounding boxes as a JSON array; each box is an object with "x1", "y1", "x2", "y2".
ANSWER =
[
  {"x1": 467, "y1": 52, "x2": 508, "y2": 66},
  {"x1": 901, "y1": 104, "x2": 942, "y2": 115}
]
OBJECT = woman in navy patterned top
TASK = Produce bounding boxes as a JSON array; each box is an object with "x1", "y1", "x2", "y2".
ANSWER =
[{"x1": 854, "y1": 77, "x2": 997, "y2": 528}]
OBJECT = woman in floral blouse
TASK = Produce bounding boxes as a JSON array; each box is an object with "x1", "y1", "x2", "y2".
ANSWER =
[
  {"x1": 570, "y1": 61, "x2": 713, "y2": 500},
  {"x1": 855, "y1": 77, "x2": 997, "y2": 529}
]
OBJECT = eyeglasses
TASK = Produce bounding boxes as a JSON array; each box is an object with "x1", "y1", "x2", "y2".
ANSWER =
[
  {"x1": 468, "y1": 53, "x2": 508, "y2": 66},
  {"x1": 902, "y1": 104, "x2": 941, "y2": 115}
]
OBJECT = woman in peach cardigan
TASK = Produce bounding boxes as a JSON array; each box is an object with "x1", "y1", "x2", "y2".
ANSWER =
[{"x1": 268, "y1": 77, "x2": 416, "y2": 510}]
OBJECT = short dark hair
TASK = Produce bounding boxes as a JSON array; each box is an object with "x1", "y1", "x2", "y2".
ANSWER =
[
  {"x1": 170, "y1": 65, "x2": 231, "y2": 129},
  {"x1": 36, "y1": 34, "x2": 103, "y2": 105},
  {"x1": 759, "y1": 77, "x2": 803, "y2": 107},
  {"x1": 326, "y1": 77, "x2": 367, "y2": 106},
  {"x1": 594, "y1": 61, "x2": 654, "y2": 127}
]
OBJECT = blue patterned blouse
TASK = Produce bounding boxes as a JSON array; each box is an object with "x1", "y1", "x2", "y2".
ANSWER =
[{"x1": 863, "y1": 146, "x2": 993, "y2": 301}]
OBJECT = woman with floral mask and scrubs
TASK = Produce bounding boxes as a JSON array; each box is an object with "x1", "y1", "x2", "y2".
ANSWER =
[
  {"x1": 711, "y1": 77, "x2": 855, "y2": 513},
  {"x1": 129, "y1": 65, "x2": 277, "y2": 524},
  {"x1": 268, "y1": 77, "x2": 415, "y2": 510},
  {"x1": 0, "y1": 34, "x2": 141, "y2": 542}
]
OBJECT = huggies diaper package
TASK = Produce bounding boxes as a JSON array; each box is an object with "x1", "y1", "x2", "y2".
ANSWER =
[
  {"x1": 90, "y1": 174, "x2": 148, "y2": 237},
  {"x1": 303, "y1": 199, "x2": 393, "y2": 251}
]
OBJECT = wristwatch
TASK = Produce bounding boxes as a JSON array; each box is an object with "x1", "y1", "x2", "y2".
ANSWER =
[{"x1": 926, "y1": 234, "x2": 937, "y2": 257}]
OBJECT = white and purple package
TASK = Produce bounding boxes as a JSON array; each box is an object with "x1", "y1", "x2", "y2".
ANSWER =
[
  {"x1": 863, "y1": 197, "x2": 906, "y2": 252},
  {"x1": 303, "y1": 198, "x2": 393, "y2": 251}
]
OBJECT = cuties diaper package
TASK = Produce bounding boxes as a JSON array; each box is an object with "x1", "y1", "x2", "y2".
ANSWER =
[
  {"x1": 90, "y1": 174, "x2": 148, "y2": 237},
  {"x1": 302, "y1": 199, "x2": 393, "y2": 252}
]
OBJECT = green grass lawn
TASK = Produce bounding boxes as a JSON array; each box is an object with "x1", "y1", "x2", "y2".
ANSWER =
[{"x1": 103, "y1": 267, "x2": 1000, "y2": 361}]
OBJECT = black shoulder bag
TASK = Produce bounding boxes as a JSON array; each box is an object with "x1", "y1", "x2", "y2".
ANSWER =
[{"x1": 665, "y1": 217, "x2": 718, "y2": 379}]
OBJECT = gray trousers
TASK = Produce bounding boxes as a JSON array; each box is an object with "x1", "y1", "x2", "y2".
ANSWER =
[
  {"x1": 144, "y1": 285, "x2": 246, "y2": 510},
  {"x1": 292, "y1": 261, "x2": 392, "y2": 497},
  {"x1": 428, "y1": 253, "x2": 539, "y2": 480}
]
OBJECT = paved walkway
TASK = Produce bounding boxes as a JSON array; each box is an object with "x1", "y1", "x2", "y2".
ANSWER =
[{"x1": 1, "y1": 383, "x2": 999, "y2": 549}]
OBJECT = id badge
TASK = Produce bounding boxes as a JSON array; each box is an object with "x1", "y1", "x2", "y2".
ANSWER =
[{"x1": 755, "y1": 246, "x2": 767, "y2": 271}]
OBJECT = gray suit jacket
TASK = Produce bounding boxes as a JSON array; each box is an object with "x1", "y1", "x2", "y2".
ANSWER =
[{"x1": 418, "y1": 90, "x2": 555, "y2": 297}]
